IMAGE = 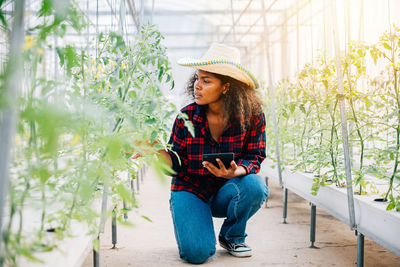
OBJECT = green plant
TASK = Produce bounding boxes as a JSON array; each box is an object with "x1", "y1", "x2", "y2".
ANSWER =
[
  {"x1": 370, "y1": 25, "x2": 400, "y2": 207},
  {"x1": 0, "y1": 1, "x2": 185, "y2": 265},
  {"x1": 264, "y1": 26, "x2": 400, "y2": 208}
]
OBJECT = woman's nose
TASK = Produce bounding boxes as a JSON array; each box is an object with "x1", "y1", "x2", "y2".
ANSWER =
[{"x1": 194, "y1": 80, "x2": 201, "y2": 90}]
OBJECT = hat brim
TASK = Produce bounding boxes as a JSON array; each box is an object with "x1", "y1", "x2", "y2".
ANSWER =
[{"x1": 177, "y1": 58, "x2": 259, "y2": 89}]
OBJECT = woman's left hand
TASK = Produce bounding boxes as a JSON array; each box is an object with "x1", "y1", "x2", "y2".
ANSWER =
[{"x1": 202, "y1": 158, "x2": 246, "y2": 179}]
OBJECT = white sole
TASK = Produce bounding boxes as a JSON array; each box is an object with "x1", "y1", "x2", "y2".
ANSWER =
[
  {"x1": 229, "y1": 250, "x2": 252, "y2": 257},
  {"x1": 220, "y1": 242, "x2": 253, "y2": 257}
]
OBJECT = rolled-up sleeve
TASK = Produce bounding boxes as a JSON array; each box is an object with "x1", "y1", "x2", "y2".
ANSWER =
[
  {"x1": 236, "y1": 112, "x2": 266, "y2": 174},
  {"x1": 167, "y1": 116, "x2": 187, "y2": 173}
]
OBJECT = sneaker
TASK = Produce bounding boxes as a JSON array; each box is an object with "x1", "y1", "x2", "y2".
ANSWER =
[{"x1": 218, "y1": 235, "x2": 252, "y2": 257}]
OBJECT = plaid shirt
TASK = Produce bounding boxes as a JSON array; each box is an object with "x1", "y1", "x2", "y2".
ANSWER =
[{"x1": 167, "y1": 102, "x2": 266, "y2": 202}]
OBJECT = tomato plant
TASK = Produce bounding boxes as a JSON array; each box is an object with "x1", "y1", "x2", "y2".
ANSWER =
[
  {"x1": 265, "y1": 26, "x2": 400, "y2": 207},
  {"x1": 0, "y1": 0, "x2": 186, "y2": 265}
]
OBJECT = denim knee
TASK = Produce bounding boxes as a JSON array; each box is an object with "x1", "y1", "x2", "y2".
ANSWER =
[
  {"x1": 241, "y1": 174, "x2": 269, "y2": 204},
  {"x1": 180, "y1": 243, "x2": 215, "y2": 264}
]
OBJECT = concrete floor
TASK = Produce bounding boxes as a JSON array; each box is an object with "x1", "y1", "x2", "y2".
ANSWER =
[{"x1": 82, "y1": 169, "x2": 400, "y2": 267}]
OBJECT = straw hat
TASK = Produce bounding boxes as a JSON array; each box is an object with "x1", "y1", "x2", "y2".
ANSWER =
[{"x1": 177, "y1": 43, "x2": 259, "y2": 89}]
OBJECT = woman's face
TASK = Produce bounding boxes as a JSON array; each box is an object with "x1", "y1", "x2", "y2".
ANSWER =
[{"x1": 193, "y1": 70, "x2": 228, "y2": 106}]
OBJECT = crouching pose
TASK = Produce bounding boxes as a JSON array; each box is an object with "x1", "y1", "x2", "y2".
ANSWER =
[{"x1": 161, "y1": 43, "x2": 269, "y2": 264}]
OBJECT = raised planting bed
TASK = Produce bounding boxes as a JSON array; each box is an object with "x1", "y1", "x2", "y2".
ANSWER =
[
  {"x1": 18, "y1": 219, "x2": 97, "y2": 267},
  {"x1": 260, "y1": 159, "x2": 400, "y2": 257}
]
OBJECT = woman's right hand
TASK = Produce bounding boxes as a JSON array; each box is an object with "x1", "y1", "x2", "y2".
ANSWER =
[
  {"x1": 128, "y1": 139, "x2": 160, "y2": 159},
  {"x1": 131, "y1": 152, "x2": 142, "y2": 159}
]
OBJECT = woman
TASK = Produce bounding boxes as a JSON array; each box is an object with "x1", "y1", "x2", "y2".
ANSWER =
[{"x1": 143, "y1": 43, "x2": 269, "y2": 264}]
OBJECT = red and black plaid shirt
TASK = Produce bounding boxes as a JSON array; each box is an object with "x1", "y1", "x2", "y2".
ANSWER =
[{"x1": 167, "y1": 102, "x2": 266, "y2": 202}]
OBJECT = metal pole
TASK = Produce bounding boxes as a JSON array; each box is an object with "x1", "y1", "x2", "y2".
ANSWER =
[
  {"x1": 281, "y1": 9, "x2": 288, "y2": 79},
  {"x1": 357, "y1": 232, "x2": 364, "y2": 267},
  {"x1": 0, "y1": 0, "x2": 25, "y2": 262},
  {"x1": 222, "y1": 0, "x2": 253, "y2": 42},
  {"x1": 140, "y1": 165, "x2": 144, "y2": 182},
  {"x1": 136, "y1": 169, "x2": 140, "y2": 192},
  {"x1": 296, "y1": 0, "x2": 299, "y2": 72},
  {"x1": 130, "y1": 173, "x2": 136, "y2": 199},
  {"x1": 99, "y1": 185, "x2": 108, "y2": 233},
  {"x1": 112, "y1": 206, "x2": 117, "y2": 248},
  {"x1": 151, "y1": 0, "x2": 155, "y2": 23},
  {"x1": 261, "y1": 0, "x2": 283, "y2": 187},
  {"x1": 96, "y1": 0, "x2": 99, "y2": 59},
  {"x1": 123, "y1": 201, "x2": 128, "y2": 220},
  {"x1": 93, "y1": 235, "x2": 100, "y2": 267},
  {"x1": 119, "y1": 0, "x2": 125, "y2": 35},
  {"x1": 282, "y1": 187, "x2": 288, "y2": 224},
  {"x1": 310, "y1": 203, "x2": 317, "y2": 248},
  {"x1": 264, "y1": 177, "x2": 269, "y2": 207},
  {"x1": 331, "y1": 0, "x2": 356, "y2": 229},
  {"x1": 139, "y1": 0, "x2": 145, "y2": 27}
]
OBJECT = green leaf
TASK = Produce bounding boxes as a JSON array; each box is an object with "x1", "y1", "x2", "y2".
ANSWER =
[
  {"x1": 18, "y1": 247, "x2": 44, "y2": 263},
  {"x1": 116, "y1": 184, "x2": 135, "y2": 205},
  {"x1": 38, "y1": 166, "x2": 51, "y2": 184},
  {"x1": 386, "y1": 202, "x2": 395, "y2": 210},
  {"x1": 165, "y1": 74, "x2": 171, "y2": 83},
  {"x1": 184, "y1": 119, "x2": 195, "y2": 137},
  {"x1": 93, "y1": 237, "x2": 99, "y2": 252},
  {"x1": 158, "y1": 67, "x2": 164, "y2": 82},
  {"x1": 39, "y1": 0, "x2": 53, "y2": 17},
  {"x1": 56, "y1": 47, "x2": 65, "y2": 66},
  {"x1": 299, "y1": 104, "x2": 306, "y2": 114},
  {"x1": 117, "y1": 216, "x2": 134, "y2": 226},
  {"x1": 289, "y1": 103, "x2": 296, "y2": 114},
  {"x1": 150, "y1": 130, "x2": 157, "y2": 143},
  {"x1": 141, "y1": 215, "x2": 153, "y2": 222},
  {"x1": 65, "y1": 45, "x2": 79, "y2": 75},
  {"x1": 382, "y1": 42, "x2": 392, "y2": 50},
  {"x1": 0, "y1": 9, "x2": 7, "y2": 29}
]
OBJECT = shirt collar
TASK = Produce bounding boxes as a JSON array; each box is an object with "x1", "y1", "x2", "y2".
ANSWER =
[
  {"x1": 193, "y1": 103, "x2": 205, "y2": 126},
  {"x1": 192, "y1": 103, "x2": 236, "y2": 132}
]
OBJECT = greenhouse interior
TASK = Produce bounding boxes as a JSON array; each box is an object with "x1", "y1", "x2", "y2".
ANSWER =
[{"x1": 1, "y1": 0, "x2": 400, "y2": 266}]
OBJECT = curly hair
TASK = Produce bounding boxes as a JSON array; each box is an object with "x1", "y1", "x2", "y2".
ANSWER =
[{"x1": 185, "y1": 71, "x2": 263, "y2": 130}]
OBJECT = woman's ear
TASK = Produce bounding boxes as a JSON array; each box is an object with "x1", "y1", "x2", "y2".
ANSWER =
[{"x1": 223, "y1": 83, "x2": 230, "y2": 94}]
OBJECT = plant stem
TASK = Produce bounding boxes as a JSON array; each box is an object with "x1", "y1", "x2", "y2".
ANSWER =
[
  {"x1": 40, "y1": 184, "x2": 46, "y2": 233},
  {"x1": 330, "y1": 99, "x2": 339, "y2": 183},
  {"x1": 385, "y1": 52, "x2": 400, "y2": 200},
  {"x1": 346, "y1": 68, "x2": 365, "y2": 193},
  {"x1": 16, "y1": 178, "x2": 30, "y2": 243}
]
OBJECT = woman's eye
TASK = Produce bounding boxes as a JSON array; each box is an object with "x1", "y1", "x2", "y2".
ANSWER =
[{"x1": 203, "y1": 80, "x2": 209, "y2": 83}]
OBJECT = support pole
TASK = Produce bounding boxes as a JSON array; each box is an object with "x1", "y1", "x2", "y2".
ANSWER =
[
  {"x1": 93, "y1": 235, "x2": 100, "y2": 267},
  {"x1": 260, "y1": 0, "x2": 283, "y2": 187},
  {"x1": 331, "y1": 0, "x2": 356, "y2": 229},
  {"x1": 357, "y1": 232, "x2": 364, "y2": 267},
  {"x1": 140, "y1": 165, "x2": 144, "y2": 182},
  {"x1": 282, "y1": 187, "x2": 288, "y2": 224},
  {"x1": 0, "y1": 0, "x2": 25, "y2": 262},
  {"x1": 130, "y1": 174, "x2": 136, "y2": 199},
  {"x1": 264, "y1": 177, "x2": 269, "y2": 208},
  {"x1": 136, "y1": 169, "x2": 140, "y2": 192},
  {"x1": 123, "y1": 201, "x2": 128, "y2": 220},
  {"x1": 99, "y1": 185, "x2": 108, "y2": 233},
  {"x1": 111, "y1": 207, "x2": 117, "y2": 248},
  {"x1": 281, "y1": 9, "x2": 288, "y2": 79},
  {"x1": 310, "y1": 203, "x2": 317, "y2": 248}
]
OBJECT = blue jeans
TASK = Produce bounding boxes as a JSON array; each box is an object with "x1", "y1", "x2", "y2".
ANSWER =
[{"x1": 169, "y1": 174, "x2": 269, "y2": 264}]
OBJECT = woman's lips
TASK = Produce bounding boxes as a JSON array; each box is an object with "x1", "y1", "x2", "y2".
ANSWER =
[{"x1": 195, "y1": 93, "x2": 202, "y2": 99}]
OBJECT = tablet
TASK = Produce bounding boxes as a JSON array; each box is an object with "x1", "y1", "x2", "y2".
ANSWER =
[{"x1": 202, "y1": 152, "x2": 234, "y2": 169}]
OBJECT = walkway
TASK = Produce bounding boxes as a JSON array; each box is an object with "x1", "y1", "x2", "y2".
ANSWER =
[{"x1": 82, "y1": 169, "x2": 399, "y2": 266}]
